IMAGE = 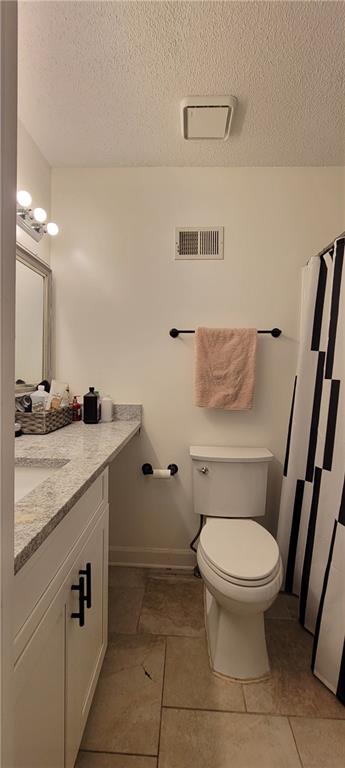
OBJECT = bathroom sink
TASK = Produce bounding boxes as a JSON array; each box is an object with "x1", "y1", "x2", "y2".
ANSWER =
[{"x1": 15, "y1": 460, "x2": 69, "y2": 503}]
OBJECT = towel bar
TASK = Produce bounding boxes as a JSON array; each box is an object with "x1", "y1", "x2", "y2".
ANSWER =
[{"x1": 169, "y1": 327, "x2": 282, "y2": 338}]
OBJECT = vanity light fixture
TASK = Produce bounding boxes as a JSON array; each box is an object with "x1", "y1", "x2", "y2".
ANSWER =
[
  {"x1": 16, "y1": 190, "x2": 59, "y2": 242},
  {"x1": 17, "y1": 189, "x2": 32, "y2": 208},
  {"x1": 46, "y1": 222, "x2": 59, "y2": 236},
  {"x1": 33, "y1": 207, "x2": 47, "y2": 223}
]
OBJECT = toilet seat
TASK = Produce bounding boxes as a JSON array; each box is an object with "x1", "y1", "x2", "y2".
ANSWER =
[{"x1": 199, "y1": 518, "x2": 280, "y2": 587}]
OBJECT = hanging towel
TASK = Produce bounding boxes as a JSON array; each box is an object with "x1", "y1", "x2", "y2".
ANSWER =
[{"x1": 194, "y1": 327, "x2": 257, "y2": 410}]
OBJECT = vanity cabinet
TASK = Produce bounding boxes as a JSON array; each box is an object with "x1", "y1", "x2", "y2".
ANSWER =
[
  {"x1": 14, "y1": 585, "x2": 65, "y2": 768},
  {"x1": 65, "y1": 512, "x2": 107, "y2": 767},
  {"x1": 14, "y1": 468, "x2": 109, "y2": 768}
]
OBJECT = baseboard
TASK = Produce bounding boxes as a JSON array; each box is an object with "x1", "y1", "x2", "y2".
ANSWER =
[{"x1": 109, "y1": 545, "x2": 196, "y2": 570}]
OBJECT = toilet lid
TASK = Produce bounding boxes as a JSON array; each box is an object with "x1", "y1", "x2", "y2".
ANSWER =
[{"x1": 199, "y1": 519, "x2": 280, "y2": 583}]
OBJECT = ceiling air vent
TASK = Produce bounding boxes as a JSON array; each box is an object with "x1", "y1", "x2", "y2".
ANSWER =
[
  {"x1": 181, "y1": 96, "x2": 237, "y2": 140},
  {"x1": 175, "y1": 227, "x2": 224, "y2": 260}
]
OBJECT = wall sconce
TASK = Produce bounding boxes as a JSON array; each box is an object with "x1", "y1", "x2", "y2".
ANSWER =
[{"x1": 16, "y1": 190, "x2": 59, "y2": 242}]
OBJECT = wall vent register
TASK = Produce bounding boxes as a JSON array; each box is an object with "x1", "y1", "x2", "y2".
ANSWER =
[{"x1": 175, "y1": 227, "x2": 224, "y2": 260}]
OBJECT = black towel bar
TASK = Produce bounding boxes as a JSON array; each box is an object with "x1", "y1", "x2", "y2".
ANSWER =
[{"x1": 169, "y1": 327, "x2": 282, "y2": 338}]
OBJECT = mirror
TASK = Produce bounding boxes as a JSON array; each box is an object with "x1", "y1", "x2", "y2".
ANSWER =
[{"x1": 15, "y1": 245, "x2": 52, "y2": 391}]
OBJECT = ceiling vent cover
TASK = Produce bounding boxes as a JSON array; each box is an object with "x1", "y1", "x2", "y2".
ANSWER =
[
  {"x1": 175, "y1": 227, "x2": 224, "y2": 260},
  {"x1": 181, "y1": 96, "x2": 237, "y2": 140}
]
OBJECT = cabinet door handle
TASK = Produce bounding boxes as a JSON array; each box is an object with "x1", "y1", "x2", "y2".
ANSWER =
[
  {"x1": 79, "y1": 562, "x2": 92, "y2": 609},
  {"x1": 71, "y1": 575, "x2": 86, "y2": 627}
]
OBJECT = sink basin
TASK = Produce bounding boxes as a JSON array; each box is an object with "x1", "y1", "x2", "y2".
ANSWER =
[{"x1": 15, "y1": 460, "x2": 69, "y2": 503}]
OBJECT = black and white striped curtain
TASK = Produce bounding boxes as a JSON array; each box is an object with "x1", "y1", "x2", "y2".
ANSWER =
[{"x1": 277, "y1": 236, "x2": 345, "y2": 704}]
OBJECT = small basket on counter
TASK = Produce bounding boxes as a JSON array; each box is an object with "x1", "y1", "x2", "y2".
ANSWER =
[{"x1": 15, "y1": 406, "x2": 73, "y2": 435}]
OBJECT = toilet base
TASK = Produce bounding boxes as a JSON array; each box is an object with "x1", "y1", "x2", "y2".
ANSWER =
[{"x1": 204, "y1": 587, "x2": 270, "y2": 681}]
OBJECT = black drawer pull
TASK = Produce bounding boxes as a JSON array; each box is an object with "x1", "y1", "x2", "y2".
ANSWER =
[
  {"x1": 79, "y1": 562, "x2": 92, "y2": 609},
  {"x1": 71, "y1": 575, "x2": 86, "y2": 627}
]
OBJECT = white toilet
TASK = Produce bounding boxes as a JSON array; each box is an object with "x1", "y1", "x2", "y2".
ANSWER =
[{"x1": 190, "y1": 445, "x2": 283, "y2": 681}]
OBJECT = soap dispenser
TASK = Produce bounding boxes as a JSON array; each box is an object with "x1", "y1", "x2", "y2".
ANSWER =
[{"x1": 83, "y1": 387, "x2": 100, "y2": 424}]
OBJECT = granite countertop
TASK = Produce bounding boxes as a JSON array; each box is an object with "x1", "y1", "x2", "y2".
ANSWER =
[{"x1": 14, "y1": 405, "x2": 141, "y2": 573}]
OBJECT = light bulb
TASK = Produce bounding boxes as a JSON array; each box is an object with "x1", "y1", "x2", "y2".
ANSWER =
[
  {"x1": 33, "y1": 207, "x2": 47, "y2": 223},
  {"x1": 17, "y1": 189, "x2": 32, "y2": 208},
  {"x1": 47, "y1": 222, "x2": 59, "y2": 236}
]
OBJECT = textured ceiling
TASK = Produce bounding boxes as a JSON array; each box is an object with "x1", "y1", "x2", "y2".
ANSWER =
[{"x1": 18, "y1": 1, "x2": 345, "y2": 167}]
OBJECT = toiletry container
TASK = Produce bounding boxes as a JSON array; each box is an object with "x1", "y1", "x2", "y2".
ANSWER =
[
  {"x1": 101, "y1": 395, "x2": 113, "y2": 423},
  {"x1": 31, "y1": 385, "x2": 49, "y2": 410},
  {"x1": 72, "y1": 396, "x2": 82, "y2": 421},
  {"x1": 83, "y1": 387, "x2": 101, "y2": 424},
  {"x1": 47, "y1": 380, "x2": 69, "y2": 410}
]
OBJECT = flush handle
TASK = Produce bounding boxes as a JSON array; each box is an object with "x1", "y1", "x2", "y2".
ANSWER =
[{"x1": 198, "y1": 466, "x2": 209, "y2": 474}]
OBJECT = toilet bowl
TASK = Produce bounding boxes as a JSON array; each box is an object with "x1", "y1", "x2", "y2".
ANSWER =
[
  {"x1": 197, "y1": 518, "x2": 283, "y2": 680},
  {"x1": 190, "y1": 444, "x2": 282, "y2": 681}
]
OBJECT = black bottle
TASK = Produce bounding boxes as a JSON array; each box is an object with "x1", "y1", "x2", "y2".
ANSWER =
[{"x1": 83, "y1": 387, "x2": 100, "y2": 424}]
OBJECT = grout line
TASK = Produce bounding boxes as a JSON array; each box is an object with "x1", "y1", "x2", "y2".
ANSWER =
[
  {"x1": 287, "y1": 717, "x2": 304, "y2": 768},
  {"x1": 163, "y1": 704, "x2": 251, "y2": 715},
  {"x1": 161, "y1": 635, "x2": 169, "y2": 707},
  {"x1": 241, "y1": 683, "x2": 247, "y2": 713},
  {"x1": 136, "y1": 575, "x2": 150, "y2": 633},
  {"x1": 156, "y1": 636, "x2": 167, "y2": 768},
  {"x1": 243, "y1": 711, "x2": 345, "y2": 721},
  {"x1": 270, "y1": 712, "x2": 345, "y2": 723},
  {"x1": 135, "y1": 587, "x2": 146, "y2": 633},
  {"x1": 108, "y1": 631, "x2": 206, "y2": 641},
  {"x1": 79, "y1": 748, "x2": 158, "y2": 757},
  {"x1": 162, "y1": 705, "x2": 345, "y2": 721}
]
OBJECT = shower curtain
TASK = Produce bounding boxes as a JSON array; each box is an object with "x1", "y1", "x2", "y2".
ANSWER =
[{"x1": 277, "y1": 236, "x2": 345, "y2": 704}]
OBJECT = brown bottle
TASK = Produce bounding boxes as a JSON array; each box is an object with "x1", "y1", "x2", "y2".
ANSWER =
[{"x1": 83, "y1": 387, "x2": 100, "y2": 424}]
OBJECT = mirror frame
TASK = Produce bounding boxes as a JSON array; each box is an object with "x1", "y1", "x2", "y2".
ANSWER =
[{"x1": 15, "y1": 244, "x2": 52, "y2": 392}]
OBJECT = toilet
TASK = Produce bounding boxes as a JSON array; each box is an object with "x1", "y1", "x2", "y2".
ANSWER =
[{"x1": 190, "y1": 445, "x2": 283, "y2": 681}]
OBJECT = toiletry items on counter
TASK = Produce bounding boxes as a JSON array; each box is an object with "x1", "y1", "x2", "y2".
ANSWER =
[
  {"x1": 46, "y1": 380, "x2": 70, "y2": 411},
  {"x1": 72, "y1": 396, "x2": 82, "y2": 421},
  {"x1": 15, "y1": 378, "x2": 74, "y2": 435},
  {"x1": 15, "y1": 406, "x2": 73, "y2": 435},
  {"x1": 15, "y1": 394, "x2": 33, "y2": 413},
  {"x1": 83, "y1": 387, "x2": 101, "y2": 424},
  {"x1": 101, "y1": 395, "x2": 113, "y2": 422},
  {"x1": 31, "y1": 385, "x2": 49, "y2": 411}
]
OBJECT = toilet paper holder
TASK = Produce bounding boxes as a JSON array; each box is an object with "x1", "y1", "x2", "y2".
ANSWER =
[{"x1": 142, "y1": 462, "x2": 178, "y2": 477}]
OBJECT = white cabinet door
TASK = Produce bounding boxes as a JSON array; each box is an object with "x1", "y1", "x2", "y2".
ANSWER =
[
  {"x1": 14, "y1": 589, "x2": 65, "y2": 768},
  {"x1": 65, "y1": 505, "x2": 108, "y2": 768}
]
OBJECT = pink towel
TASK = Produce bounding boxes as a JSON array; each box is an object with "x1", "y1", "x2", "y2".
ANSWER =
[{"x1": 194, "y1": 327, "x2": 257, "y2": 410}]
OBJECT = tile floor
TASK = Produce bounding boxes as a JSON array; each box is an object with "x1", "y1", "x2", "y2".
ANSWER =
[{"x1": 77, "y1": 567, "x2": 345, "y2": 768}]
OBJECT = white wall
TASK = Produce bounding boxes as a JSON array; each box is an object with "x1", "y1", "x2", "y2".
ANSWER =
[
  {"x1": 17, "y1": 120, "x2": 51, "y2": 264},
  {"x1": 51, "y1": 167, "x2": 345, "y2": 567}
]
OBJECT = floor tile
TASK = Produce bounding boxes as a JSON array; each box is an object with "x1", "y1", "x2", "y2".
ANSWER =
[
  {"x1": 109, "y1": 566, "x2": 147, "y2": 589},
  {"x1": 146, "y1": 569, "x2": 196, "y2": 581},
  {"x1": 139, "y1": 576, "x2": 204, "y2": 637},
  {"x1": 244, "y1": 620, "x2": 345, "y2": 718},
  {"x1": 76, "y1": 753, "x2": 156, "y2": 768},
  {"x1": 108, "y1": 585, "x2": 145, "y2": 635},
  {"x1": 82, "y1": 635, "x2": 165, "y2": 755},
  {"x1": 290, "y1": 717, "x2": 345, "y2": 768},
  {"x1": 266, "y1": 592, "x2": 299, "y2": 621},
  {"x1": 158, "y1": 709, "x2": 301, "y2": 768},
  {"x1": 163, "y1": 636, "x2": 245, "y2": 712}
]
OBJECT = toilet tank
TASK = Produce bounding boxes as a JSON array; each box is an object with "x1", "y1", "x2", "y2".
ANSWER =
[{"x1": 190, "y1": 446, "x2": 273, "y2": 518}]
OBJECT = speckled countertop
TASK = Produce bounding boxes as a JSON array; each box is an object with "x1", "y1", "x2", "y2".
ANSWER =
[{"x1": 14, "y1": 405, "x2": 141, "y2": 574}]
